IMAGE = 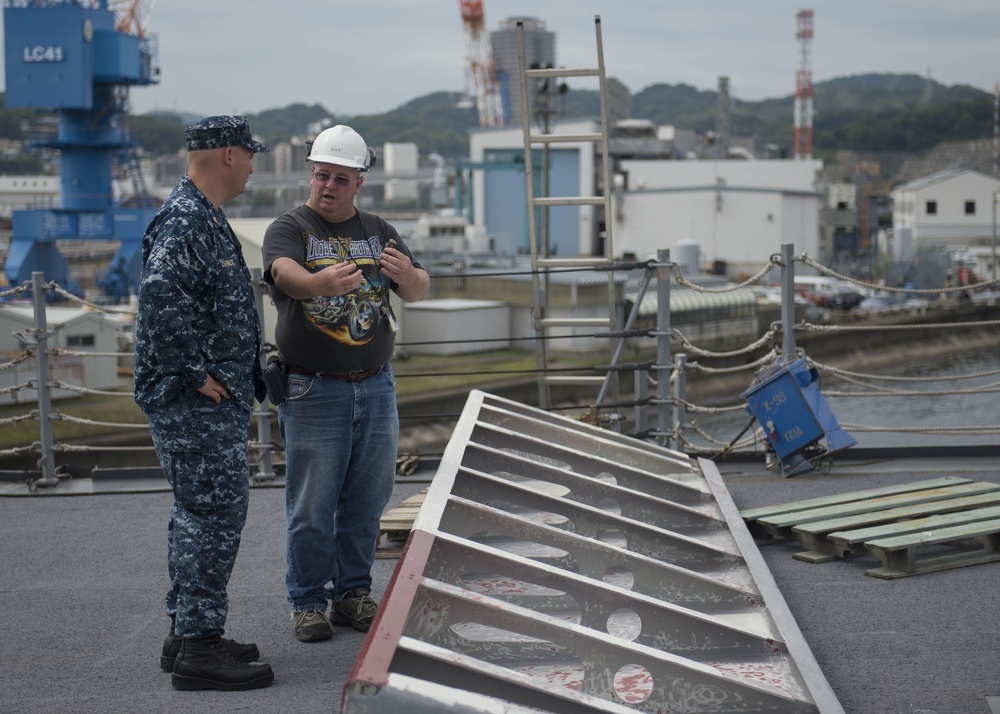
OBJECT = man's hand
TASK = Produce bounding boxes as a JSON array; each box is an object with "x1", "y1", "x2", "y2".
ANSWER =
[
  {"x1": 381, "y1": 245, "x2": 429, "y2": 303},
  {"x1": 314, "y1": 260, "x2": 364, "y2": 295},
  {"x1": 380, "y1": 246, "x2": 414, "y2": 284},
  {"x1": 270, "y1": 257, "x2": 362, "y2": 299},
  {"x1": 198, "y1": 373, "x2": 231, "y2": 404}
]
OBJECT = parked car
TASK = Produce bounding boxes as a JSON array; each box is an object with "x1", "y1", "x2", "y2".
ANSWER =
[{"x1": 825, "y1": 290, "x2": 865, "y2": 310}]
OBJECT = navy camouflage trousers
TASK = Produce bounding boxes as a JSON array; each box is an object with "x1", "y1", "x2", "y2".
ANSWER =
[{"x1": 149, "y1": 395, "x2": 250, "y2": 639}]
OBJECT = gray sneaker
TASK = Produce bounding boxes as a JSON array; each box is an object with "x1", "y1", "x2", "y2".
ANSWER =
[
  {"x1": 331, "y1": 588, "x2": 379, "y2": 632},
  {"x1": 292, "y1": 609, "x2": 333, "y2": 642}
]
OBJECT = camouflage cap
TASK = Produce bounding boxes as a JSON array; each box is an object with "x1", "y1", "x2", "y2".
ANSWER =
[{"x1": 184, "y1": 115, "x2": 271, "y2": 153}]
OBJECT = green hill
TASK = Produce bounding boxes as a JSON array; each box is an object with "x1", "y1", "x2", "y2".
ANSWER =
[
  {"x1": 1, "y1": 73, "x2": 995, "y2": 174},
  {"x1": 130, "y1": 73, "x2": 1000, "y2": 169}
]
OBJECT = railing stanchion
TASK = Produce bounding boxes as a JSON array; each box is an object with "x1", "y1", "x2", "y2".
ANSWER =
[
  {"x1": 251, "y1": 268, "x2": 275, "y2": 482},
  {"x1": 673, "y1": 352, "x2": 688, "y2": 451},
  {"x1": 634, "y1": 367, "x2": 648, "y2": 436},
  {"x1": 30, "y1": 272, "x2": 57, "y2": 487},
  {"x1": 656, "y1": 249, "x2": 672, "y2": 448},
  {"x1": 781, "y1": 243, "x2": 797, "y2": 360}
]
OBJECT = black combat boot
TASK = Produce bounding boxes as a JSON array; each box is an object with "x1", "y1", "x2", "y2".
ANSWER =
[
  {"x1": 170, "y1": 637, "x2": 274, "y2": 691},
  {"x1": 160, "y1": 630, "x2": 261, "y2": 672}
]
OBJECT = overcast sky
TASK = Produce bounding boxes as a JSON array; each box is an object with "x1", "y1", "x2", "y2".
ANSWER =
[{"x1": 2, "y1": 1, "x2": 998, "y2": 119}]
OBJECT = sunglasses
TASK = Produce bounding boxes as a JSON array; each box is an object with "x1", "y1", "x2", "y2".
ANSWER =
[{"x1": 313, "y1": 172, "x2": 356, "y2": 187}]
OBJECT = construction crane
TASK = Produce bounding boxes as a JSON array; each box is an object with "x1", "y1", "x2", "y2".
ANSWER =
[
  {"x1": 3, "y1": 0, "x2": 160, "y2": 300},
  {"x1": 457, "y1": 0, "x2": 505, "y2": 127},
  {"x1": 111, "y1": 0, "x2": 154, "y2": 38}
]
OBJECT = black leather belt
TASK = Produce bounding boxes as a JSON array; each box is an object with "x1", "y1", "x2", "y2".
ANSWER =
[{"x1": 286, "y1": 364, "x2": 384, "y2": 382}]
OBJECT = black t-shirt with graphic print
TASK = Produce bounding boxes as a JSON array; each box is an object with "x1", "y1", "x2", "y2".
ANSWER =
[{"x1": 262, "y1": 204, "x2": 420, "y2": 374}]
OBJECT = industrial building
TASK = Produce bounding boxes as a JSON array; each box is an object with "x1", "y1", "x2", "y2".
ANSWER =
[
  {"x1": 467, "y1": 119, "x2": 600, "y2": 258},
  {"x1": 0, "y1": 304, "x2": 126, "y2": 405},
  {"x1": 466, "y1": 118, "x2": 824, "y2": 278},
  {"x1": 891, "y1": 169, "x2": 1000, "y2": 274},
  {"x1": 0, "y1": 176, "x2": 60, "y2": 220},
  {"x1": 611, "y1": 158, "x2": 824, "y2": 277},
  {"x1": 382, "y1": 143, "x2": 420, "y2": 206}
]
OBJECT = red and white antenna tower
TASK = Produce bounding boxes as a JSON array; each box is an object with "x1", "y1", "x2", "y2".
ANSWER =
[
  {"x1": 794, "y1": 9, "x2": 814, "y2": 160},
  {"x1": 110, "y1": 0, "x2": 154, "y2": 38},
  {"x1": 458, "y1": 0, "x2": 504, "y2": 128}
]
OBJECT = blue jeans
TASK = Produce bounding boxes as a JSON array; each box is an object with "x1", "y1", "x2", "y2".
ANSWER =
[{"x1": 278, "y1": 365, "x2": 398, "y2": 612}]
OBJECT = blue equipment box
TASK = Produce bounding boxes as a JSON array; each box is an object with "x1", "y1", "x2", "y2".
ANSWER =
[{"x1": 742, "y1": 357, "x2": 855, "y2": 476}]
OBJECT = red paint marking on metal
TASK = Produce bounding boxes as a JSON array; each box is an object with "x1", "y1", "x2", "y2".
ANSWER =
[
  {"x1": 709, "y1": 659, "x2": 806, "y2": 700},
  {"x1": 346, "y1": 529, "x2": 433, "y2": 690},
  {"x1": 515, "y1": 664, "x2": 584, "y2": 691},
  {"x1": 513, "y1": 663, "x2": 655, "y2": 703},
  {"x1": 613, "y1": 664, "x2": 653, "y2": 703}
]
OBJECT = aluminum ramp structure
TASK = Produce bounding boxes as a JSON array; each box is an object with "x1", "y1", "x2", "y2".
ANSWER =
[{"x1": 343, "y1": 390, "x2": 844, "y2": 713}]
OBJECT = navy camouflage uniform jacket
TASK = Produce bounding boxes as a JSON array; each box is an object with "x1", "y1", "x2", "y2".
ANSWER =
[{"x1": 134, "y1": 175, "x2": 266, "y2": 417}]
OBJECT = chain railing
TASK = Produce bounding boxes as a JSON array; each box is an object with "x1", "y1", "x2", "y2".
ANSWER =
[
  {"x1": 5, "y1": 245, "x2": 1000, "y2": 490},
  {"x1": 2, "y1": 271, "x2": 278, "y2": 489}
]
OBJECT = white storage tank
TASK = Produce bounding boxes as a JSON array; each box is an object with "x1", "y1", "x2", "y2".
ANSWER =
[{"x1": 675, "y1": 239, "x2": 701, "y2": 278}]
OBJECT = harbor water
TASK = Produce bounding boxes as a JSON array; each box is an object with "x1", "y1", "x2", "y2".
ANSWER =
[{"x1": 685, "y1": 346, "x2": 1000, "y2": 452}]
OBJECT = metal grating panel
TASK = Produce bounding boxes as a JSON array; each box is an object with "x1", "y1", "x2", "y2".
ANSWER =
[{"x1": 344, "y1": 390, "x2": 844, "y2": 713}]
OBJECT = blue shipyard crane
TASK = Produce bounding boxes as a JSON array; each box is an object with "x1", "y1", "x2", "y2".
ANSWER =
[{"x1": 3, "y1": 0, "x2": 159, "y2": 299}]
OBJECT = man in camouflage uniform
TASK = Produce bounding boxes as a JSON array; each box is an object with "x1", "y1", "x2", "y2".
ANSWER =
[{"x1": 134, "y1": 116, "x2": 274, "y2": 691}]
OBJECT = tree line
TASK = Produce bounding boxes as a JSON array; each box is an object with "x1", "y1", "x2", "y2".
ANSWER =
[{"x1": 1, "y1": 73, "x2": 994, "y2": 175}]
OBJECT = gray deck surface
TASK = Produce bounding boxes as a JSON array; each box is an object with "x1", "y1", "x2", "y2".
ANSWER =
[{"x1": 2, "y1": 455, "x2": 999, "y2": 714}]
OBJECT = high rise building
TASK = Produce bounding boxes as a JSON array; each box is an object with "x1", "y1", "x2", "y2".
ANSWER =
[{"x1": 490, "y1": 16, "x2": 555, "y2": 125}]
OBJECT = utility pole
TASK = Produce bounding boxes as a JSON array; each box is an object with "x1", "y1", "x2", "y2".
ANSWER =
[
  {"x1": 993, "y1": 82, "x2": 998, "y2": 177},
  {"x1": 716, "y1": 76, "x2": 730, "y2": 160},
  {"x1": 992, "y1": 190, "x2": 998, "y2": 281}
]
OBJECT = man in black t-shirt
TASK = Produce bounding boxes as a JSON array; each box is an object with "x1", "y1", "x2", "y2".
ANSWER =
[{"x1": 262, "y1": 125, "x2": 428, "y2": 643}]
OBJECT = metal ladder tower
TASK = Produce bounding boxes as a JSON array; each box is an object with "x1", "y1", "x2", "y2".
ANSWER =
[{"x1": 516, "y1": 15, "x2": 617, "y2": 412}]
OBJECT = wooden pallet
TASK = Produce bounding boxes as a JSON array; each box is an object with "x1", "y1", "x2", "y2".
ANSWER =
[
  {"x1": 740, "y1": 477, "x2": 1000, "y2": 578},
  {"x1": 375, "y1": 489, "x2": 427, "y2": 558},
  {"x1": 741, "y1": 476, "x2": 973, "y2": 543},
  {"x1": 860, "y1": 512, "x2": 1000, "y2": 579}
]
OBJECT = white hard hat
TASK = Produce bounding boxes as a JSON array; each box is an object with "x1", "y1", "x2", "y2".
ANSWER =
[{"x1": 307, "y1": 125, "x2": 375, "y2": 171}]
